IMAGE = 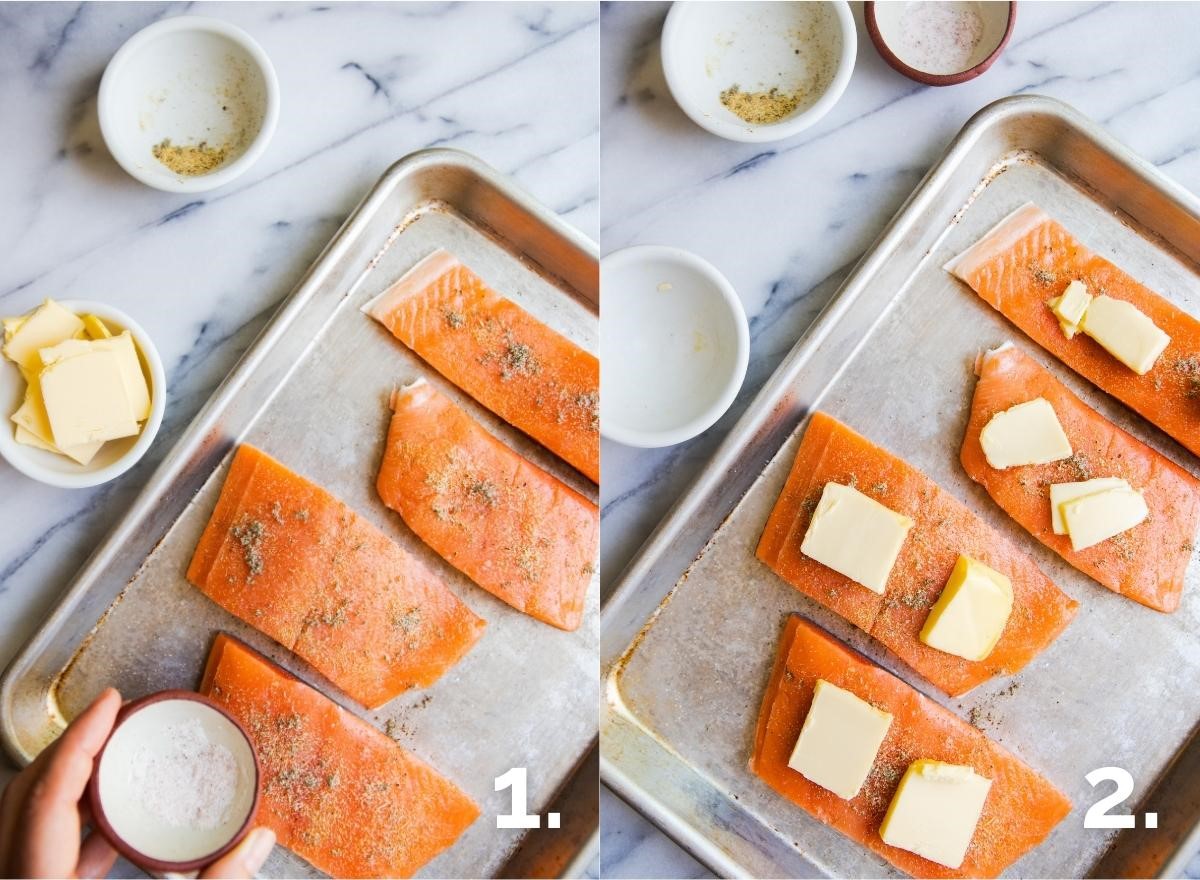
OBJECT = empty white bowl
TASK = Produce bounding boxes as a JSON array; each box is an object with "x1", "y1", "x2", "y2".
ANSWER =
[
  {"x1": 662, "y1": 1, "x2": 856, "y2": 143},
  {"x1": 99, "y1": 16, "x2": 279, "y2": 192},
  {"x1": 601, "y1": 246, "x2": 749, "y2": 448},
  {"x1": 0, "y1": 299, "x2": 166, "y2": 489}
]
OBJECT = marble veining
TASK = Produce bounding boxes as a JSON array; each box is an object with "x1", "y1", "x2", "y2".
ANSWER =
[
  {"x1": 599, "y1": 1, "x2": 1200, "y2": 877},
  {"x1": 0, "y1": 2, "x2": 597, "y2": 877}
]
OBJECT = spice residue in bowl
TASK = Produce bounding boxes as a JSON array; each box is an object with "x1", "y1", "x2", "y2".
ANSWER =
[
  {"x1": 892, "y1": 1, "x2": 986, "y2": 74},
  {"x1": 720, "y1": 85, "x2": 801, "y2": 125},
  {"x1": 152, "y1": 139, "x2": 229, "y2": 176},
  {"x1": 713, "y1": 2, "x2": 839, "y2": 126}
]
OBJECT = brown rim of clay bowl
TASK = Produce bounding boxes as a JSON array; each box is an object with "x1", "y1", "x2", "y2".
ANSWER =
[
  {"x1": 864, "y1": 1, "x2": 1017, "y2": 87},
  {"x1": 86, "y1": 690, "x2": 261, "y2": 874}
]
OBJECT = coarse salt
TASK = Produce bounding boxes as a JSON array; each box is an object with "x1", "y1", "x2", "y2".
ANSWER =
[{"x1": 129, "y1": 717, "x2": 240, "y2": 830}]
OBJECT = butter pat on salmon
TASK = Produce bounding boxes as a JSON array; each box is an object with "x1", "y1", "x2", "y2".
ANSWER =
[
  {"x1": 978, "y1": 396, "x2": 1072, "y2": 469},
  {"x1": 800, "y1": 482, "x2": 913, "y2": 594}
]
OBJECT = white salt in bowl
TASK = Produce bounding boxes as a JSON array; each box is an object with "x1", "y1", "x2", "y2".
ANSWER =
[
  {"x1": 99, "y1": 16, "x2": 279, "y2": 192},
  {"x1": 601, "y1": 245, "x2": 749, "y2": 448},
  {"x1": 0, "y1": 299, "x2": 165, "y2": 489},
  {"x1": 865, "y1": 1, "x2": 1016, "y2": 86},
  {"x1": 661, "y1": 1, "x2": 857, "y2": 142},
  {"x1": 88, "y1": 691, "x2": 261, "y2": 874}
]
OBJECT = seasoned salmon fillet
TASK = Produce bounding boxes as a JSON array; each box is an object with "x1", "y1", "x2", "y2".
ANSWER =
[
  {"x1": 757, "y1": 412, "x2": 1077, "y2": 696},
  {"x1": 961, "y1": 344, "x2": 1200, "y2": 612},
  {"x1": 365, "y1": 249, "x2": 599, "y2": 483},
  {"x1": 377, "y1": 379, "x2": 597, "y2": 632},
  {"x1": 752, "y1": 616, "x2": 1072, "y2": 879},
  {"x1": 947, "y1": 203, "x2": 1200, "y2": 459},
  {"x1": 200, "y1": 634, "x2": 479, "y2": 878},
  {"x1": 187, "y1": 445, "x2": 484, "y2": 709}
]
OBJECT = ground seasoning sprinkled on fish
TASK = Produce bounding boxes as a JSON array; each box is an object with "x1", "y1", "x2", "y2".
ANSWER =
[
  {"x1": 231, "y1": 518, "x2": 267, "y2": 579},
  {"x1": 442, "y1": 308, "x2": 465, "y2": 329},
  {"x1": 469, "y1": 480, "x2": 499, "y2": 507},
  {"x1": 393, "y1": 608, "x2": 422, "y2": 633},
  {"x1": 501, "y1": 341, "x2": 539, "y2": 379},
  {"x1": 271, "y1": 501, "x2": 285, "y2": 524}
]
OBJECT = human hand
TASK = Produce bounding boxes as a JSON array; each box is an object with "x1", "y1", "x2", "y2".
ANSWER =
[{"x1": 0, "y1": 687, "x2": 275, "y2": 879}]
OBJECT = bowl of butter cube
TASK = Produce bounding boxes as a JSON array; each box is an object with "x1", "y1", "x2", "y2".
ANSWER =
[{"x1": 0, "y1": 298, "x2": 165, "y2": 488}]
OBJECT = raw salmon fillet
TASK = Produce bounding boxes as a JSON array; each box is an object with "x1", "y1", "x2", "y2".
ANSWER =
[
  {"x1": 377, "y1": 379, "x2": 597, "y2": 632},
  {"x1": 962, "y1": 344, "x2": 1200, "y2": 612},
  {"x1": 752, "y1": 616, "x2": 1071, "y2": 879},
  {"x1": 757, "y1": 412, "x2": 1077, "y2": 696},
  {"x1": 187, "y1": 445, "x2": 485, "y2": 709},
  {"x1": 200, "y1": 634, "x2": 479, "y2": 878},
  {"x1": 947, "y1": 203, "x2": 1200, "y2": 459},
  {"x1": 365, "y1": 249, "x2": 599, "y2": 482}
]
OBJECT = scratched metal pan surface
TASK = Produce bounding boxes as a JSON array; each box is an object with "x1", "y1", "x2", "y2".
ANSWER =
[
  {"x1": 0, "y1": 149, "x2": 599, "y2": 880},
  {"x1": 600, "y1": 95, "x2": 1200, "y2": 880}
]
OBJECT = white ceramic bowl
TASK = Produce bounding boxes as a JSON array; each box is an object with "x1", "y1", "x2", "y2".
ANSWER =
[
  {"x1": 662, "y1": 1, "x2": 856, "y2": 143},
  {"x1": 0, "y1": 300, "x2": 166, "y2": 489},
  {"x1": 601, "y1": 246, "x2": 749, "y2": 448},
  {"x1": 99, "y1": 16, "x2": 279, "y2": 193}
]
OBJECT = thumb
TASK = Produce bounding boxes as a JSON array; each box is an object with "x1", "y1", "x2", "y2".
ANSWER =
[{"x1": 198, "y1": 827, "x2": 275, "y2": 879}]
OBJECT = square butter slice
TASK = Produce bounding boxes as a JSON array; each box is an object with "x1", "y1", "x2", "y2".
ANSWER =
[
  {"x1": 800, "y1": 482, "x2": 914, "y2": 594},
  {"x1": 1079, "y1": 295, "x2": 1170, "y2": 375},
  {"x1": 2, "y1": 299, "x2": 84, "y2": 373},
  {"x1": 1047, "y1": 279, "x2": 1093, "y2": 339},
  {"x1": 1049, "y1": 477, "x2": 1129, "y2": 535},
  {"x1": 40, "y1": 349, "x2": 138, "y2": 447},
  {"x1": 920, "y1": 555, "x2": 1013, "y2": 662},
  {"x1": 788, "y1": 679, "x2": 892, "y2": 800},
  {"x1": 881, "y1": 760, "x2": 992, "y2": 869},
  {"x1": 979, "y1": 397, "x2": 1072, "y2": 469},
  {"x1": 1061, "y1": 486, "x2": 1148, "y2": 552},
  {"x1": 40, "y1": 332, "x2": 151, "y2": 421}
]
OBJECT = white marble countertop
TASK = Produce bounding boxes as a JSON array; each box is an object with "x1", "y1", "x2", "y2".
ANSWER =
[
  {"x1": 0, "y1": 1, "x2": 598, "y2": 876},
  {"x1": 598, "y1": 1, "x2": 1200, "y2": 878}
]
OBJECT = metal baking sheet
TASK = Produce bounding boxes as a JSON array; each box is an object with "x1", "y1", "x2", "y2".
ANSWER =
[
  {"x1": 600, "y1": 95, "x2": 1200, "y2": 879},
  {"x1": 0, "y1": 149, "x2": 599, "y2": 880}
]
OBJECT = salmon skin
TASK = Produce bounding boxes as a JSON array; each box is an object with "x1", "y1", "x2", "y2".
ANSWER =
[
  {"x1": 752, "y1": 616, "x2": 1071, "y2": 879},
  {"x1": 961, "y1": 344, "x2": 1200, "y2": 612},
  {"x1": 365, "y1": 249, "x2": 599, "y2": 483},
  {"x1": 377, "y1": 378, "x2": 598, "y2": 632},
  {"x1": 757, "y1": 412, "x2": 1077, "y2": 696},
  {"x1": 200, "y1": 634, "x2": 479, "y2": 878},
  {"x1": 946, "y1": 203, "x2": 1200, "y2": 460},
  {"x1": 187, "y1": 445, "x2": 485, "y2": 709}
]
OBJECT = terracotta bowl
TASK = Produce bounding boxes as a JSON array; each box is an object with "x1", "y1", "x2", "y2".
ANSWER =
[
  {"x1": 865, "y1": 1, "x2": 1016, "y2": 87},
  {"x1": 87, "y1": 690, "x2": 261, "y2": 874}
]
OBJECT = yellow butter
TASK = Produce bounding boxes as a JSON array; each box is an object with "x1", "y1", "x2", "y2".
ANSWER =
[
  {"x1": 39, "y1": 332, "x2": 150, "y2": 421},
  {"x1": 1047, "y1": 280, "x2": 1093, "y2": 339},
  {"x1": 1049, "y1": 477, "x2": 1128, "y2": 535},
  {"x1": 40, "y1": 349, "x2": 139, "y2": 448},
  {"x1": 920, "y1": 555, "x2": 1013, "y2": 662},
  {"x1": 979, "y1": 397, "x2": 1072, "y2": 469},
  {"x1": 1061, "y1": 486, "x2": 1149, "y2": 552},
  {"x1": 800, "y1": 482, "x2": 914, "y2": 594},
  {"x1": 10, "y1": 381, "x2": 104, "y2": 465},
  {"x1": 1079, "y1": 295, "x2": 1170, "y2": 375},
  {"x1": 3, "y1": 315, "x2": 26, "y2": 344},
  {"x1": 2, "y1": 299, "x2": 85, "y2": 373},
  {"x1": 81, "y1": 314, "x2": 113, "y2": 340},
  {"x1": 787, "y1": 679, "x2": 892, "y2": 800},
  {"x1": 881, "y1": 760, "x2": 992, "y2": 869}
]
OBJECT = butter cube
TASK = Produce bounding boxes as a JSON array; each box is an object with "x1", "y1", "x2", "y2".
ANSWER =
[
  {"x1": 2, "y1": 299, "x2": 85, "y2": 373},
  {"x1": 787, "y1": 679, "x2": 892, "y2": 800},
  {"x1": 1049, "y1": 477, "x2": 1128, "y2": 535},
  {"x1": 81, "y1": 314, "x2": 112, "y2": 340},
  {"x1": 920, "y1": 556, "x2": 1013, "y2": 662},
  {"x1": 40, "y1": 332, "x2": 151, "y2": 421},
  {"x1": 1080, "y1": 295, "x2": 1170, "y2": 375},
  {"x1": 10, "y1": 382, "x2": 103, "y2": 465},
  {"x1": 979, "y1": 397, "x2": 1072, "y2": 469},
  {"x1": 1047, "y1": 280, "x2": 1093, "y2": 339},
  {"x1": 800, "y1": 482, "x2": 914, "y2": 594},
  {"x1": 40, "y1": 349, "x2": 139, "y2": 447},
  {"x1": 1061, "y1": 486, "x2": 1148, "y2": 552},
  {"x1": 880, "y1": 760, "x2": 992, "y2": 869}
]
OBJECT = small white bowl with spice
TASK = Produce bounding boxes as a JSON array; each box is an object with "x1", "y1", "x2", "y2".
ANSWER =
[
  {"x1": 98, "y1": 16, "x2": 279, "y2": 192},
  {"x1": 87, "y1": 691, "x2": 261, "y2": 874},
  {"x1": 661, "y1": 1, "x2": 856, "y2": 143}
]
